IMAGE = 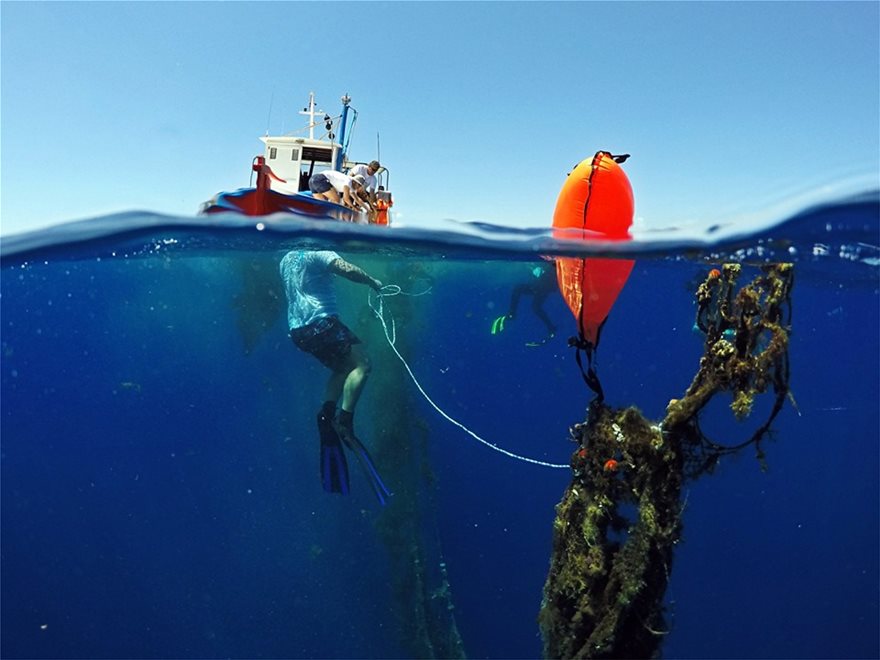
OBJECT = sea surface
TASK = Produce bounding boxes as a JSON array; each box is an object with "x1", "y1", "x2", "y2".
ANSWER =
[{"x1": 1, "y1": 189, "x2": 878, "y2": 660}]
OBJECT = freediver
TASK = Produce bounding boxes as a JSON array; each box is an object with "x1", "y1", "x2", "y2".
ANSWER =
[
  {"x1": 491, "y1": 261, "x2": 558, "y2": 346},
  {"x1": 280, "y1": 249, "x2": 392, "y2": 505}
]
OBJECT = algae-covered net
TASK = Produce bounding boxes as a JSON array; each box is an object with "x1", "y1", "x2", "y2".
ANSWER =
[{"x1": 540, "y1": 263, "x2": 794, "y2": 659}]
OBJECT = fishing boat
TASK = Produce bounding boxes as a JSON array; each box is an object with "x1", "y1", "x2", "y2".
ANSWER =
[{"x1": 200, "y1": 93, "x2": 391, "y2": 224}]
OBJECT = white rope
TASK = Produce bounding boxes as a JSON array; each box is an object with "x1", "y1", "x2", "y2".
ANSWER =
[{"x1": 369, "y1": 285, "x2": 569, "y2": 470}]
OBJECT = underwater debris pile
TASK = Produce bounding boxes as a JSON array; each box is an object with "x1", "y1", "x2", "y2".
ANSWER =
[
  {"x1": 233, "y1": 256, "x2": 285, "y2": 354},
  {"x1": 539, "y1": 263, "x2": 794, "y2": 659},
  {"x1": 354, "y1": 263, "x2": 466, "y2": 659}
]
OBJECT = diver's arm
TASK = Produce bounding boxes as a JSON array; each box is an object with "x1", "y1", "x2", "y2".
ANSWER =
[{"x1": 330, "y1": 258, "x2": 382, "y2": 290}]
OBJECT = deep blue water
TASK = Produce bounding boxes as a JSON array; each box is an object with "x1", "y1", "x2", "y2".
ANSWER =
[{"x1": 1, "y1": 195, "x2": 878, "y2": 659}]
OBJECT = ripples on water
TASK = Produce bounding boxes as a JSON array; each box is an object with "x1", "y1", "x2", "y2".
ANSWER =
[{"x1": 2, "y1": 187, "x2": 878, "y2": 268}]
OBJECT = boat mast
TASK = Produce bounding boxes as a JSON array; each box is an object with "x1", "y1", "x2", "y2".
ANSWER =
[
  {"x1": 335, "y1": 94, "x2": 352, "y2": 171},
  {"x1": 299, "y1": 92, "x2": 325, "y2": 140}
]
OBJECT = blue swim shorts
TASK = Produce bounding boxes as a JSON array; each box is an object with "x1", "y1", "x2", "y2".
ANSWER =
[
  {"x1": 290, "y1": 315, "x2": 362, "y2": 370},
  {"x1": 308, "y1": 172, "x2": 332, "y2": 194}
]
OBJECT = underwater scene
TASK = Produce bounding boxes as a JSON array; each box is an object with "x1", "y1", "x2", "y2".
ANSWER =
[{"x1": 1, "y1": 193, "x2": 878, "y2": 660}]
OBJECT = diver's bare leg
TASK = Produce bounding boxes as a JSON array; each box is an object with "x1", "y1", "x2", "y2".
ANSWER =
[
  {"x1": 324, "y1": 370, "x2": 346, "y2": 405},
  {"x1": 339, "y1": 344, "x2": 371, "y2": 414}
]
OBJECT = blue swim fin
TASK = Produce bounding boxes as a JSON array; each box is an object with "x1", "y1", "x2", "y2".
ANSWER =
[
  {"x1": 335, "y1": 424, "x2": 392, "y2": 506},
  {"x1": 317, "y1": 411, "x2": 350, "y2": 495}
]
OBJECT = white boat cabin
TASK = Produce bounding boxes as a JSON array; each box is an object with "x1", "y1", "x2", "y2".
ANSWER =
[{"x1": 258, "y1": 92, "x2": 353, "y2": 197}]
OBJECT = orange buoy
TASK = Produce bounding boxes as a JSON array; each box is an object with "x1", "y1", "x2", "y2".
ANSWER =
[
  {"x1": 552, "y1": 152, "x2": 635, "y2": 401},
  {"x1": 552, "y1": 152, "x2": 635, "y2": 348}
]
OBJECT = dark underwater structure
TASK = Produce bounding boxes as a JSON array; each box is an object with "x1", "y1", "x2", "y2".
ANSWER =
[{"x1": 539, "y1": 264, "x2": 794, "y2": 659}]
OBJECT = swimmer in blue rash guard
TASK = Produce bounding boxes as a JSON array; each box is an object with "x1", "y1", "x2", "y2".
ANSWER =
[{"x1": 280, "y1": 250, "x2": 392, "y2": 504}]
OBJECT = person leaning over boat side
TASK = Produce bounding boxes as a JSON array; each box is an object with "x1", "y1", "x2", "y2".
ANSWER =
[
  {"x1": 350, "y1": 175, "x2": 376, "y2": 215},
  {"x1": 308, "y1": 170, "x2": 367, "y2": 211},
  {"x1": 347, "y1": 160, "x2": 381, "y2": 202},
  {"x1": 280, "y1": 249, "x2": 390, "y2": 500}
]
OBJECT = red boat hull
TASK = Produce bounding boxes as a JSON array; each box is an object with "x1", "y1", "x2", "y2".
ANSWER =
[{"x1": 201, "y1": 187, "x2": 362, "y2": 223}]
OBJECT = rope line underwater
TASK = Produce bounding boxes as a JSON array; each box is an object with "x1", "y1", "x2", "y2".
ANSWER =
[{"x1": 369, "y1": 285, "x2": 568, "y2": 470}]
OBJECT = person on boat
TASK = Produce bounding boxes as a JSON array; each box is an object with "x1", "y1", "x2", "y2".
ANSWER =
[
  {"x1": 373, "y1": 186, "x2": 393, "y2": 226},
  {"x1": 308, "y1": 170, "x2": 368, "y2": 211},
  {"x1": 350, "y1": 175, "x2": 376, "y2": 215},
  {"x1": 347, "y1": 160, "x2": 381, "y2": 201},
  {"x1": 490, "y1": 261, "x2": 558, "y2": 346},
  {"x1": 280, "y1": 249, "x2": 391, "y2": 504}
]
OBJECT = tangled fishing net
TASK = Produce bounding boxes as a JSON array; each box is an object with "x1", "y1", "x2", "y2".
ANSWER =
[{"x1": 539, "y1": 263, "x2": 794, "y2": 659}]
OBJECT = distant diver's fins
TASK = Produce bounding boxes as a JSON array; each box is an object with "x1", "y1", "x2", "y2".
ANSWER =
[
  {"x1": 335, "y1": 424, "x2": 392, "y2": 506},
  {"x1": 491, "y1": 314, "x2": 509, "y2": 335},
  {"x1": 317, "y1": 411, "x2": 350, "y2": 495}
]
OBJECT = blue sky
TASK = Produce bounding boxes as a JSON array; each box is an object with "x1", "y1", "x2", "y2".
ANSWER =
[{"x1": 2, "y1": 1, "x2": 878, "y2": 235}]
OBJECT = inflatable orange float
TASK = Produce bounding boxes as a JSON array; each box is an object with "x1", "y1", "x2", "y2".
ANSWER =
[{"x1": 552, "y1": 151, "x2": 635, "y2": 399}]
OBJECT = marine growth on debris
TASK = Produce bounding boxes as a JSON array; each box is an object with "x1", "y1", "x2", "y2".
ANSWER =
[{"x1": 540, "y1": 263, "x2": 794, "y2": 659}]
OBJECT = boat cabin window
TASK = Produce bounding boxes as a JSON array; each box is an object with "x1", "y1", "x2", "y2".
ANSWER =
[
  {"x1": 269, "y1": 147, "x2": 277, "y2": 159},
  {"x1": 290, "y1": 148, "x2": 300, "y2": 161},
  {"x1": 301, "y1": 146, "x2": 332, "y2": 164}
]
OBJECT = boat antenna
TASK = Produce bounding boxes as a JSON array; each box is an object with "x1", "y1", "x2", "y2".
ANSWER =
[{"x1": 265, "y1": 88, "x2": 275, "y2": 136}]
